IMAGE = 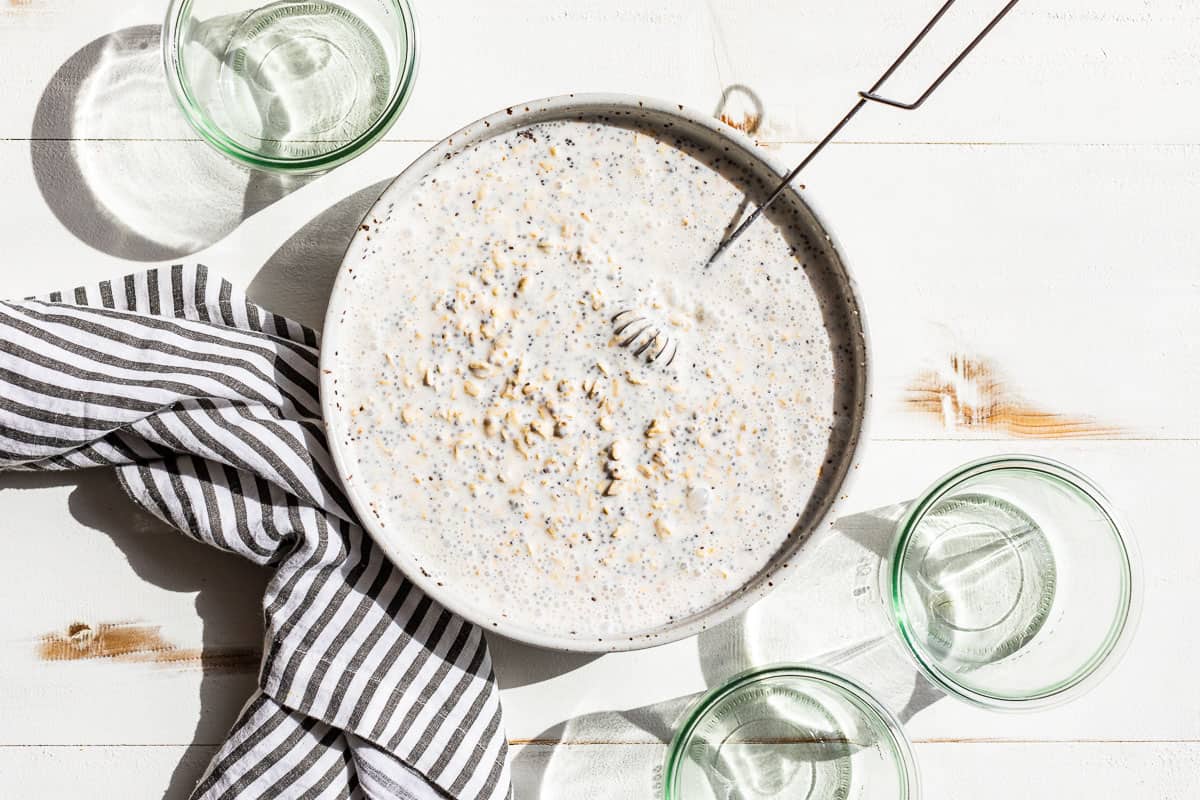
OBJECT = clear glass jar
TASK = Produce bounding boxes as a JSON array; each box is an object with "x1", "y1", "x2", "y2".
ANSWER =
[
  {"x1": 163, "y1": 0, "x2": 419, "y2": 172},
  {"x1": 665, "y1": 665, "x2": 920, "y2": 799},
  {"x1": 887, "y1": 455, "x2": 1141, "y2": 709}
]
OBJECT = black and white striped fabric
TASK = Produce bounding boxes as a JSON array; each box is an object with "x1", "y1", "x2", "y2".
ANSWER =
[{"x1": 0, "y1": 265, "x2": 511, "y2": 800}]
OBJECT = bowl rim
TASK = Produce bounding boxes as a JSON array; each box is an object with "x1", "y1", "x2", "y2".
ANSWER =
[
  {"x1": 887, "y1": 453, "x2": 1144, "y2": 709},
  {"x1": 162, "y1": 0, "x2": 421, "y2": 173},
  {"x1": 662, "y1": 663, "x2": 921, "y2": 799},
  {"x1": 319, "y1": 93, "x2": 873, "y2": 652}
]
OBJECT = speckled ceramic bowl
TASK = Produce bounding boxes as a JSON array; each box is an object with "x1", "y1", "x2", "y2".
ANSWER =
[{"x1": 321, "y1": 95, "x2": 870, "y2": 651}]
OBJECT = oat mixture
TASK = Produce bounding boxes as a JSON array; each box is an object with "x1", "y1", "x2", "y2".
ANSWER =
[{"x1": 330, "y1": 118, "x2": 841, "y2": 638}]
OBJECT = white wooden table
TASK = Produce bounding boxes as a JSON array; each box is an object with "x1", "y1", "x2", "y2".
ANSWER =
[{"x1": 2, "y1": 1, "x2": 1197, "y2": 797}]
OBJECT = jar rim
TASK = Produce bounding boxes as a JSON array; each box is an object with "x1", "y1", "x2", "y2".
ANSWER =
[
  {"x1": 888, "y1": 454, "x2": 1141, "y2": 710},
  {"x1": 162, "y1": 0, "x2": 420, "y2": 173},
  {"x1": 663, "y1": 663, "x2": 920, "y2": 799}
]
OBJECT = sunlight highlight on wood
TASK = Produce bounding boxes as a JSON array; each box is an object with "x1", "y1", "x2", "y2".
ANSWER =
[{"x1": 905, "y1": 354, "x2": 1125, "y2": 438}]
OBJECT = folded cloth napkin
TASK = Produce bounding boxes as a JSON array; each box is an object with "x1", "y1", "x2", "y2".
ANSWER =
[{"x1": 0, "y1": 265, "x2": 511, "y2": 800}]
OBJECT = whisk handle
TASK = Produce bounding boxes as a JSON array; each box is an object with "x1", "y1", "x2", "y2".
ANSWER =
[
  {"x1": 858, "y1": 0, "x2": 1022, "y2": 112},
  {"x1": 708, "y1": 0, "x2": 1022, "y2": 264}
]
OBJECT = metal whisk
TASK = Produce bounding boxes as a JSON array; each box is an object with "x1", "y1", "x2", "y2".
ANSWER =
[
  {"x1": 611, "y1": 309, "x2": 679, "y2": 367},
  {"x1": 706, "y1": 0, "x2": 1021, "y2": 266},
  {"x1": 611, "y1": 0, "x2": 1020, "y2": 369}
]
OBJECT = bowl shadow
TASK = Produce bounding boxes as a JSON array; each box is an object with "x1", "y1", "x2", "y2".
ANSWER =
[{"x1": 246, "y1": 178, "x2": 393, "y2": 331}]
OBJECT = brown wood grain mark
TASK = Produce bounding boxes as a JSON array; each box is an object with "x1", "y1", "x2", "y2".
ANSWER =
[
  {"x1": 39, "y1": 622, "x2": 260, "y2": 673},
  {"x1": 905, "y1": 354, "x2": 1124, "y2": 438},
  {"x1": 719, "y1": 113, "x2": 762, "y2": 135}
]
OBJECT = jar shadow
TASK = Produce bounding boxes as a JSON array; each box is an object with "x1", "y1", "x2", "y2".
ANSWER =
[
  {"x1": 511, "y1": 504, "x2": 944, "y2": 798},
  {"x1": 704, "y1": 504, "x2": 944, "y2": 723},
  {"x1": 29, "y1": 25, "x2": 310, "y2": 262}
]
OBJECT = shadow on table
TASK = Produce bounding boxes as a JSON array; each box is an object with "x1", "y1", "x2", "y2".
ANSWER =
[
  {"x1": 486, "y1": 635, "x2": 602, "y2": 692},
  {"x1": 511, "y1": 504, "x2": 944, "y2": 799},
  {"x1": 30, "y1": 25, "x2": 309, "y2": 262},
  {"x1": 246, "y1": 178, "x2": 392, "y2": 331},
  {"x1": 0, "y1": 470, "x2": 268, "y2": 800},
  {"x1": 67, "y1": 470, "x2": 270, "y2": 800}
]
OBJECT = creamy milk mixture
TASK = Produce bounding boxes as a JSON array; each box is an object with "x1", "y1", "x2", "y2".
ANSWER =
[{"x1": 331, "y1": 119, "x2": 844, "y2": 638}]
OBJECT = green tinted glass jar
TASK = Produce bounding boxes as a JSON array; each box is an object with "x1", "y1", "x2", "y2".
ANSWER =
[{"x1": 164, "y1": 0, "x2": 419, "y2": 172}]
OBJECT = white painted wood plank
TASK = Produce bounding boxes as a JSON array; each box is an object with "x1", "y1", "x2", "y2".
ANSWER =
[
  {"x1": 0, "y1": 9, "x2": 1195, "y2": 796},
  {"x1": 2, "y1": 0, "x2": 1198, "y2": 145},
  {"x1": 1, "y1": 142, "x2": 1196, "y2": 746},
  {"x1": 0, "y1": 138, "x2": 428, "y2": 324},
  {"x1": 2, "y1": 741, "x2": 1194, "y2": 799},
  {"x1": 0, "y1": 745, "x2": 219, "y2": 800},
  {"x1": 919, "y1": 741, "x2": 1200, "y2": 799},
  {"x1": 510, "y1": 741, "x2": 1200, "y2": 799},
  {"x1": 494, "y1": 440, "x2": 1195, "y2": 743},
  {"x1": 0, "y1": 470, "x2": 265, "y2": 746},
  {"x1": 803, "y1": 141, "x2": 1200, "y2": 442},
  {"x1": 2, "y1": 136, "x2": 1196, "y2": 437},
  {"x1": 3, "y1": 441, "x2": 1187, "y2": 747}
]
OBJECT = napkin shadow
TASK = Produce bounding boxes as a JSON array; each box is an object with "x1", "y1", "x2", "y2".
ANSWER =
[
  {"x1": 511, "y1": 505, "x2": 944, "y2": 799},
  {"x1": 65, "y1": 470, "x2": 268, "y2": 800},
  {"x1": 247, "y1": 178, "x2": 393, "y2": 331},
  {"x1": 30, "y1": 25, "x2": 309, "y2": 262}
]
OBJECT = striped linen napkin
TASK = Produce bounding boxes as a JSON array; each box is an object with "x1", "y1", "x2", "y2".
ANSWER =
[{"x1": 0, "y1": 265, "x2": 511, "y2": 800}]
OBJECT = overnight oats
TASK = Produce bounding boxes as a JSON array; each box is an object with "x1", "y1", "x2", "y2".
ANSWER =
[{"x1": 326, "y1": 114, "x2": 863, "y2": 642}]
